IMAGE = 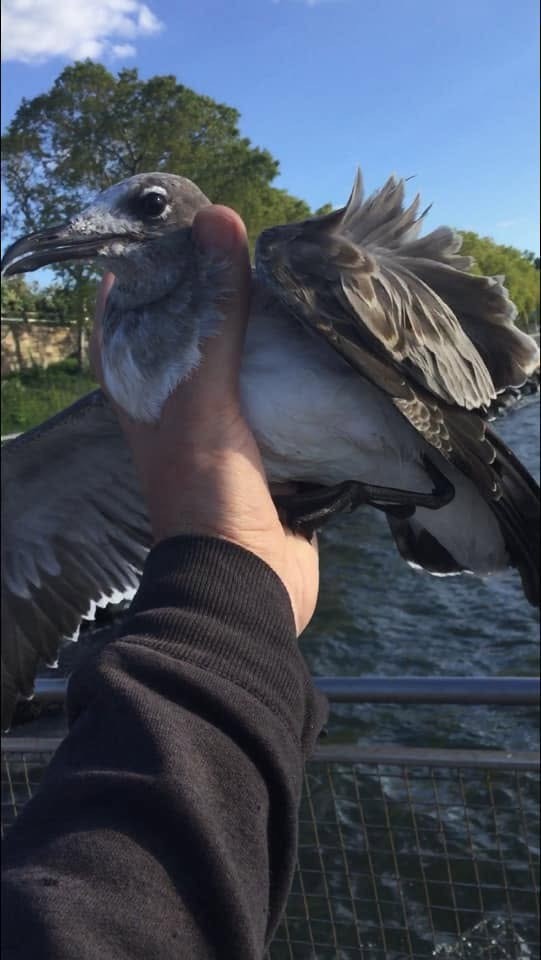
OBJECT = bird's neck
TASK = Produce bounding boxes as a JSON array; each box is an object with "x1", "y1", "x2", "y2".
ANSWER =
[
  {"x1": 103, "y1": 238, "x2": 192, "y2": 310},
  {"x1": 100, "y1": 245, "x2": 231, "y2": 422}
]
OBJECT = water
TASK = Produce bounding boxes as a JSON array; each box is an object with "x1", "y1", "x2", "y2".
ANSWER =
[
  {"x1": 289, "y1": 397, "x2": 539, "y2": 959},
  {"x1": 301, "y1": 397, "x2": 540, "y2": 752}
]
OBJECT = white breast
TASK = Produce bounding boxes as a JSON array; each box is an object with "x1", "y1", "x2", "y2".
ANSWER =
[
  {"x1": 239, "y1": 299, "x2": 507, "y2": 574},
  {"x1": 240, "y1": 296, "x2": 433, "y2": 493}
]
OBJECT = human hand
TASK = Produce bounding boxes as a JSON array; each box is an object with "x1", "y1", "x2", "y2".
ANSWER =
[{"x1": 91, "y1": 205, "x2": 319, "y2": 635}]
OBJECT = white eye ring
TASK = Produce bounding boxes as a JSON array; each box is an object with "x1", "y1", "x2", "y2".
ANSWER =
[{"x1": 140, "y1": 191, "x2": 168, "y2": 217}]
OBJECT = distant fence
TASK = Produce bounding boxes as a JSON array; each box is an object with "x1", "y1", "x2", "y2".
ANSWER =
[
  {"x1": 1, "y1": 313, "x2": 77, "y2": 327},
  {"x1": 1, "y1": 317, "x2": 83, "y2": 375}
]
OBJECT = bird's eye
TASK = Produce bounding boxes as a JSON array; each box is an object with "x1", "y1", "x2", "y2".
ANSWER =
[{"x1": 140, "y1": 192, "x2": 167, "y2": 218}]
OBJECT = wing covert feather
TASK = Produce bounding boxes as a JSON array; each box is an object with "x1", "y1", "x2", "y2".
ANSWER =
[{"x1": 255, "y1": 170, "x2": 539, "y2": 410}]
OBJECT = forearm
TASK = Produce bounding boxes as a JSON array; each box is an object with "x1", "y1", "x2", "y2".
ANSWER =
[{"x1": 2, "y1": 537, "x2": 328, "y2": 960}]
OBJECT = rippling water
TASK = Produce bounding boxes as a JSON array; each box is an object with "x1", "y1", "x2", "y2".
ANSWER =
[
  {"x1": 293, "y1": 398, "x2": 539, "y2": 959},
  {"x1": 301, "y1": 397, "x2": 540, "y2": 751}
]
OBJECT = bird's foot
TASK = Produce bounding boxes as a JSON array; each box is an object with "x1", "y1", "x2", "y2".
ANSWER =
[
  {"x1": 273, "y1": 458, "x2": 454, "y2": 539},
  {"x1": 274, "y1": 481, "x2": 363, "y2": 539}
]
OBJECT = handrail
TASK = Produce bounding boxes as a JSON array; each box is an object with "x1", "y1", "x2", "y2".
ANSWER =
[
  {"x1": 1, "y1": 737, "x2": 539, "y2": 770},
  {"x1": 314, "y1": 676, "x2": 540, "y2": 704},
  {"x1": 311, "y1": 744, "x2": 540, "y2": 770},
  {"x1": 21, "y1": 675, "x2": 541, "y2": 706}
]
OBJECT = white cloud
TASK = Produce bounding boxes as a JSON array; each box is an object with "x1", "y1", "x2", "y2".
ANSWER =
[
  {"x1": 1, "y1": 0, "x2": 163, "y2": 64},
  {"x1": 111, "y1": 43, "x2": 137, "y2": 58}
]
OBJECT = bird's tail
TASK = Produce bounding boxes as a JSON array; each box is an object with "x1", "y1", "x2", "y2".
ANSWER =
[{"x1": 387, "y1": 425, "x2": 540, "y2": 606}]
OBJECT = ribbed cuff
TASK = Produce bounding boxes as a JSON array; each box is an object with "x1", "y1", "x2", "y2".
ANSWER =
[
  {"x1": 131, "y1": 534, "x2": 296, "y2": 633},
  {"x1": 115, "y1": 536, "x2": 324, "y2": 746}
]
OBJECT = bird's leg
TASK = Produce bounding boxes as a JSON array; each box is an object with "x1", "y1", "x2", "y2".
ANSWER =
[
  {"x1": 274, "y1": 482, "x2": 364, "y2": 538},
  {"x1": 346, "y1": 456, "x2": 455, "y2": 512},
  {"x1": 274, "y1": 457, "x2": 455, "y2": 538}
]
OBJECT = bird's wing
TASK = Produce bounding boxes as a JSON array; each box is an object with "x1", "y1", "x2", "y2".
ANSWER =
[
  {"x1": 1, "y1": 390, "x2": 151, "y2": 729},
  {"x1": 255, "y1": 170, "x2": 539, "y2": 411},
  {"x1": 255, "y1": 173, "x2": 540, "y2": 607}
]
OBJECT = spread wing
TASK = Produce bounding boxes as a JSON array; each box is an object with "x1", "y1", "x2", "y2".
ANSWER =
[
  {"x1": 255, "y1": 171, "x2": 540, "y2": 607},
  {"x1": 255, "y1": 170, "x2": 539, "y2": 412},
  {"x1": 1, "y1": 390, "x2": 151, "y2": 730}
]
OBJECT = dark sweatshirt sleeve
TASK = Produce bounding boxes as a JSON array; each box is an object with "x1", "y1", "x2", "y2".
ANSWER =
[{"x1": 2, "y1": 536, "x2": 328, "y2": 960}]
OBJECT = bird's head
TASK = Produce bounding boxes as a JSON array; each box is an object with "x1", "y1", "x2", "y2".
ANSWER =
[
  {"x1": 1, "y1": 173, "x2": 211, "y2": 306},
  {"x1": 0, "y1": 174, "x2": 236, "y2": 422}
]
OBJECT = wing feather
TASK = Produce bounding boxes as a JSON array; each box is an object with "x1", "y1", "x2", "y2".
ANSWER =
[
  {"x1": 255, "y1": 170, "x2": 539, "y2": 409},
  {"x1": 1, "y1": 390, "x2": 151, "y2": 729},
  {"x1": 255, "y1": 169, "x2": 540, "y2": 605}
]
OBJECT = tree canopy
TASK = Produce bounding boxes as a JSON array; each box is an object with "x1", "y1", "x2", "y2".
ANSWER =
[
  {"x1": 1, "y1": 61, "x2": 313, "y2": 330},
  {"x1": 1, "y1": 276, "x2": 76, "y2": 321},
  {"x1": 1, "y1": 60, "x2": 309, "y2": 248},
  {"x1": 2, "y1": 60, "x2": 316, "y2": 334},
  {"x1": 1, "y1": 277, "x2": 40, "y2": 317},
  {"x1": 1, "y1": 61, "x2": 539, "y2": 336},
  {"x1": 459, "y1": 231, "x2": 540, "y2": 329}
]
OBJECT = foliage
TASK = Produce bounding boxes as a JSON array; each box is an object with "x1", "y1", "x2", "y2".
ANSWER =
[
  {"x1": 1, "y1": 359, "x2": 96, "y2": 434},
  {"x1": 1, "y1": 276, "x2": 40, "y2": 316},
  {"x1": 32, "y1": 284, "x2": 84, "y2": 321},
  {"x1": 1, "y1": 275, "x2": 83, "y2": 321},
  {"x1": 1, "y1": 61, "x2": 310, "y2": 253},
  {"x1": 521, "y1": 250, "x2": 541, "y2": 271},
  {"x1": 314, "y1": 203, "x2": 334, "y2": 217},
  {"x1": 2, "y1": 61, "x2": 537, "y2": 344},
  {"x1": 1, "y1": 60, "x2": 322, "y2": 354},
  {"x1": 459, "y1": 232, "x2": 540, "y2": 329}
]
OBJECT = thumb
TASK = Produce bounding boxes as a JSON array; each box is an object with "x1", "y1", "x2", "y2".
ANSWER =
[
  {"x1": 90, "y1": 271, "x2": 116, "y2": 384},
  {"x1": 191, "y1": 205, "x2": 252, "y2": 395}
]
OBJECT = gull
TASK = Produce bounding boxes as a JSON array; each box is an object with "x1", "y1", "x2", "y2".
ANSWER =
[{"x1": 1, "y1": 169, "x2": 539, "y2": 730}]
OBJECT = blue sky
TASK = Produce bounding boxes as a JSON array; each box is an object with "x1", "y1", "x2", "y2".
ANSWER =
[{"x1": 2, "y1": 0, "x2": 540, "y2": 255}]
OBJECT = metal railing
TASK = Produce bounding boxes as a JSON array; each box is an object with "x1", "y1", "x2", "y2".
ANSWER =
[
  {"x1": 5, "y1": 674, "x2": 540, "y2": 706},
  {"x1": 2, "y1": 678, "x2": 539, "y2": 960},
  {"x1": 1, "y1": 315, "x2": 78, "y2": 325}
]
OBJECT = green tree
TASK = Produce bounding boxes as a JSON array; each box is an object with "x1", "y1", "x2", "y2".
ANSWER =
[
  {"x1": 459, "y1": 231, "x2": 540, "y2": 330},
  {"x1": 32, "y1": 284, "x2": 82, "y2": 322},
  {"x1": 1, "y1": 275, "x2": 86, "y2": 324},
  {"x1": 1, "y1": 276, "x2": 41, "y2": 317},
  {"x1": 1, "y1": 61, "x2": 315, "y2": 360},
  {"x1": 521, "y1": 250, "x2": 539, "y2": 267},
  {"x1": 314, "y1": 203, "x2": 334, "y2": 217},
  {"x1": 1, "y1": 61, "x2": 309, "y2": 248}
]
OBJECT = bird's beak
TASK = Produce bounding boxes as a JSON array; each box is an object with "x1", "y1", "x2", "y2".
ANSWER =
[{"x1": 1, "y1": 222, "x2": 140, "y2": 277}]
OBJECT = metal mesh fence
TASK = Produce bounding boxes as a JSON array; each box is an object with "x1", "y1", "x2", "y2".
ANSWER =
[
  {"x1": 2, "y1": 748, "x2": 55, "y2": 837},
  {"x1": 2, "y1": 742, "x2": 539, "y2": 960},
  {"x1": 270, "y1": 753, "x2": 539, "y2": 959}
]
